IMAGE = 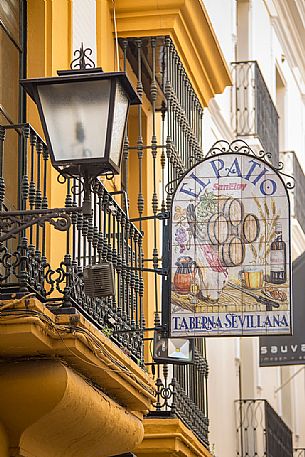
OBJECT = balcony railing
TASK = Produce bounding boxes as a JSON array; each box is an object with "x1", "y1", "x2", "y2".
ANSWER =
[
  {"x1": 232, "y1": 61, "x2": 279, "y2": 166},
  {"x1": 281, "y1": 151, "x2": 305, "y2": 234},
  {"x1": 148, "y1": 339, "x2": 209, "y2": 448},
  {"x1": 0, "y1": 123, "x2": 145, "y2": 365},
  {"x1": 119, "y1": 36, "x2": 209, "y2": 447},
  {"x1": 120, "y1": 36, "x2": 204, "y2": 210},
  {"x1": 236, "y1": 399, "x2": 293, "y2": 457}
]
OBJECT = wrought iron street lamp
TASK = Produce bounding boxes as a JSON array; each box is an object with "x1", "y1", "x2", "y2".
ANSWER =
[
  {"x1": 20, "y1": 67, "x2": 140, "y2": 179},
  {"x1": 0, "y1": 47, "x2": 140, "y2": 243}
]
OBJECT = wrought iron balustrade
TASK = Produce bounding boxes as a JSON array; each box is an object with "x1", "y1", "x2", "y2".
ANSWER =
[
  {"x1": 281, "y1": 151, "x2": 305, "y2": 235},
  {"x1": 149, "y1": 339, "x2": 209, "y2": 448},
  {"x1": 232, "y1": 61, "x2": 279, "y2": 166},
  {"x1": 0, "y1": 123, "x2": 145, "y2": 365},
  {"x1": 119, "y1": 34, "x2": 205, "y2": 348},
  {"x1": 236, "y1": 399, "x2": 293, "y2": 457},
  {"x1": 120, "y1": 36, "x2": 204, "y2": 210},
  {"x1": 119, "y1": 35, "x2": 209, "y2": 444},
  {"x1": 121, "y1": 35, "x2": 208, "y2": 441}
]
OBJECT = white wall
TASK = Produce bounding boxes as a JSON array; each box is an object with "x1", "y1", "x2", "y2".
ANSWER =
[
  {"x1": 202, "y1": 0, "x2": 305, "y2": 455},
  {"x1": 206, "y1": 337, "x2": 240, "y2": 456},
  {"x1": 72, "y1": 0, "x2": 97, "y2": 64}
]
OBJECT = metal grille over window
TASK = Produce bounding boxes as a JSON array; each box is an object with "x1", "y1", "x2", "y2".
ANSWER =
[
  {"x1": 120, "y1": 35, "x2": 204, "y2": 317},
  {"x1": 120, "y1": 36, "x2": 204, "y2": 205},
  {"x1": 232, "y1": 61, "x2": 279, "y2": 167},
  {"x1": 236, "y1": 399, "x2": 293, "y2": 457}
]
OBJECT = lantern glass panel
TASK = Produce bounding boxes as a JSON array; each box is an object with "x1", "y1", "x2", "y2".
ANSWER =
[
  {"x1": 38, "y1": 79, "x2": 111, "y2": 163},
  {"x1": 110, "y1": 81, "x2": 129, "y2": 167}
]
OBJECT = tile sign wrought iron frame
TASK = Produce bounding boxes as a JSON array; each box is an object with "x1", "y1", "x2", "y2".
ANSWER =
[{"x1": 162, "y1": 139, "x2": 294, "y2": 338}]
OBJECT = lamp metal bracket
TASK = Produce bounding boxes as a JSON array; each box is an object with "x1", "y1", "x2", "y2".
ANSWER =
[{"x1": 0, "y1": 206, "x2": 83, "y2": 242}]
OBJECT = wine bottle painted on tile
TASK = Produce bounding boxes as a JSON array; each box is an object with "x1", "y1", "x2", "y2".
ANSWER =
[{"x1": 270, "y1": 223, "x2": 286, "y2": 284}]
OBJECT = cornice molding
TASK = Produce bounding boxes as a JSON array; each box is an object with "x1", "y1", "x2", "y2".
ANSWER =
[{"x1": 111, "y1": 0, "x2": 232, "y2": 107}]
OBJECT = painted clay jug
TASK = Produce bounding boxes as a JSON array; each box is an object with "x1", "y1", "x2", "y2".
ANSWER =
[{"x1": 173, "y1": 256, "x2": 195, "y2": 294}]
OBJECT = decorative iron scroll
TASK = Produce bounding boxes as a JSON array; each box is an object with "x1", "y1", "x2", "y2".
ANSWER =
[
  {"x1": 207, "y1": 140, "x2": 295, "y2": 190},
  {"x1": 70, "y1": 42, "x2": 95, "y2": 70},
  {"x1": 153, "y1": 353, "x2": 209, "y2": 447},
  {"x1": 0, "y1": 207, "x2": 82, "y2": 242}
]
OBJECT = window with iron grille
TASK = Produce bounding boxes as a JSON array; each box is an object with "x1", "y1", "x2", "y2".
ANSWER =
[
  {"x1": 232, "y1": 61, "x2": 279, "y2": 167},
  {"x1": 236, "y1": 399, "x2": 293, "y2": 457}
]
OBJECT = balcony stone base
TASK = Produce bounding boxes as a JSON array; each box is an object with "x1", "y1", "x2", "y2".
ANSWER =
[
  {"x1": 0, "y1": 296, "x2": 156, "y2": 457},
  {"x1": 135, "y1": 418, "x2": 212, "y2": 457},
  {"x1": 0, "y1": 359, "x2": 144, "y2": 457},
  {"x1": 0, "y1": 296, "x2": 155, "y2": 412}
]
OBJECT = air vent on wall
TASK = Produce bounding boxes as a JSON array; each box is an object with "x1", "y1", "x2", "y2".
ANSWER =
[{"x1": 83, "y1": 262, "x2": 115, "y2": 298}]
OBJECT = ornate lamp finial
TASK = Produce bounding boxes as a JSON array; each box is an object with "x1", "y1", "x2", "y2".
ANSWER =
[{"x1": 70, "y1": 43, "x2": 95, "y2": 70}]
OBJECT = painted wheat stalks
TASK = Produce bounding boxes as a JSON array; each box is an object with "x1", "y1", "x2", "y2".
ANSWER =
[
  {"x1": 258, "y1": 234, "x2": 265, "y2": 252},
  {"x1": 252, "y1": 197, "x2": 280, "y2": 262},
  {"x1": 267, "y1": 215, "x2": 279, "y2": 242},
  {"x1": 271, "y1": 199, "x2": 276, "y2": 216},
  {"x1": 264, "y1": 201, "x2": 270, "y2": 219},
  {"x1": 254, "y1": 197, "x2": 266, "y2": 223}
]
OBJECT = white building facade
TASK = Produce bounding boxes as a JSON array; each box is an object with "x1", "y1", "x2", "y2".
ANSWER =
[{"x1": 200, "y1": 0, "x2": 305, "y2": 456}]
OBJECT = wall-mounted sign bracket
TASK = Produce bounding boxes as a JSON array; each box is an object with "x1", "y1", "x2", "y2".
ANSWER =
[
  {"x1": 129, "y1": 211, "x2": 170, "y2": 223},
  {"x1": 126, "y1": 265, "x2": 168, "y2": 276}
]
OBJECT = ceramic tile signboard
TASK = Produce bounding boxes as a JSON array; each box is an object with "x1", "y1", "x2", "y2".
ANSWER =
[{"x1": 169, "y1": 148, "x2": 291, "y2": 337}]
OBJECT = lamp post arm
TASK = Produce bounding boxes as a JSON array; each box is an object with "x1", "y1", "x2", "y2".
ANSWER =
[{"x1": 0, "y1": 206, "x2": 83, "y2": 242}]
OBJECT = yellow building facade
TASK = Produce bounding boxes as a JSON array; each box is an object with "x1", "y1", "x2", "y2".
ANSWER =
[{"x1": 0, "y1": 1, "x2": 230, "y2": 456}]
